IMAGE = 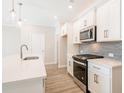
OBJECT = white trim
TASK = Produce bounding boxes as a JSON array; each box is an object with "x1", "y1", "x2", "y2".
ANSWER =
[
  {"x1": 58, "y1": 64, "x2": 67, "y2": 68},
  {"x1": 45, "y1": 61, "x2": 57, "y2": 65},
  {"x1": 2, "y1": 23, "x2": 55, "y2": 28}
]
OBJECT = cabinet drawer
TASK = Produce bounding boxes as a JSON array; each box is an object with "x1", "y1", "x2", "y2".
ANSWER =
[{"x1": 88, "y1": 63, "x2": 110, "y2": 75}]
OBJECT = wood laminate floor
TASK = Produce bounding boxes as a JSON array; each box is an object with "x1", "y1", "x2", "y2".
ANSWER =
[{"x1": 45, "y1": 64, "x2": 83, "y2": 93}]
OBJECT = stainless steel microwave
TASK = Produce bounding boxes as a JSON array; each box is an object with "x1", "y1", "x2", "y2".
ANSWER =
[{"x1": 80, "y1": 26, "x2": 96, "y2": 42}]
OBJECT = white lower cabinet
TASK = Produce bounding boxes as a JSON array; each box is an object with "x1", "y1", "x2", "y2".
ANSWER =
[
  {"x1": 88, "y1": 62, "x2": 122, "y2": 93},
  {"x1": 67, "y1": 56, "x2": 73, "y2": 76},
  {"x1": 3, "y1": 78, "x2": 46, "y2": 93},
  {"x1": 88, "y1": 67, "x2": 110, "y2": 93}
]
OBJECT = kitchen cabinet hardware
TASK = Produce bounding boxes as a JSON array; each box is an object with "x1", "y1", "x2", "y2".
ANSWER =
[{"x1": 95, "y1": 74, "x2": 99, "y2": 84}]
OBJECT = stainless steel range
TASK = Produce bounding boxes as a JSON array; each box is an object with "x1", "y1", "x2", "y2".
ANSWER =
[{"x1": 72, "y1": 54, "x2": 104, "y2": 93}]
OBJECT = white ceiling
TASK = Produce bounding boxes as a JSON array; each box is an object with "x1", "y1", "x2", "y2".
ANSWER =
[{"x1": 3, "y1": 0, "x2": 101, "y2": 27}]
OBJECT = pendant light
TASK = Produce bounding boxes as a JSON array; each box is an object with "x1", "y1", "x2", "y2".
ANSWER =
[
  {"x1": 18, "y1": 2, "x2": 23, "y2": 26},
  {"x1": 10, "y1": 0, "x2": 16, "y2": 18},
  {"x1": 67, "y1": 0, "x2": 74, "y2": 9}
]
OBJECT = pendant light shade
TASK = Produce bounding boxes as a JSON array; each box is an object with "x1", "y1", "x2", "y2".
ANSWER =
[
  {"x1": 10, "y1": 0, "x2": 16, "y2": 18},
  {"x1": 18, "y1": 2, "x2": 23, "y2": 26}
]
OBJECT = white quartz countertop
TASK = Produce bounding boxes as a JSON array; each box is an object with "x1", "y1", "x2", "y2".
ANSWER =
[
  {"x1": 3, "y1": 55, "x2": 47, "y2": 83},
  {"x1": 88, "y1": 58, "x2": 122, "y2": 68}
]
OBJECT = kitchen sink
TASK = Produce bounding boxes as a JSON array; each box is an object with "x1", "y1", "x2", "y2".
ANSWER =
[{"x1": 23, "y1": 56, "x2": 39, "y2": 60}]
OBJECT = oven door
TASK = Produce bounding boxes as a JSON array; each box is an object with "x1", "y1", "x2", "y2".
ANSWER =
[{"x1": 73, "y1": 60, "x2": 87, "y2": 85}]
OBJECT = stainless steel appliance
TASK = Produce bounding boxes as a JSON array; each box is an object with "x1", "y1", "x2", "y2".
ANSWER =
[
  {"x1": 80, "y1": 26, "x2": 96, "y2": 42},
  {"x1": 72, "y1": 54, "x2": 104, "y2": 93}
]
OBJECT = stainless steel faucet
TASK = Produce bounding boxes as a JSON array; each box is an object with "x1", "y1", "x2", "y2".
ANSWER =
[{"x1": 20, "y1": 44, "x2": 28, "y2": 59}]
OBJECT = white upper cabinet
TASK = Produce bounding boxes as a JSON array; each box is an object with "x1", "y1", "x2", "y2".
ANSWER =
[
  {"x1": 96, "y1": 0, "x2": 121, "y2": 42},
  {"x1": 73, "y1": 20, "x2": 81, "y2": 44},
  {"x1": 61, "y1": 23, "x2": 68, "y2": 37},
  {"x1": 80, "y1": 9, "x2": 95, "y2": 29},
  {"x1": 72, "y1": 9, "x2": 95, "y2": 44}
]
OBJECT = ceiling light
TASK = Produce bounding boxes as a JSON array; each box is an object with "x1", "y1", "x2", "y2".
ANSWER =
[
  {"x1": 24, "y1": 19, "x2": 27, "y2": 22},
  {"x1": 68, "y1": 5, "x2": 72, "y2": 9},
  {"x1": 18, "y1": 2, "x2": 23, "y2": 26},
  {"x1": 10, "y1": 0, "x2": 16, "y2": 18},
  {"x1": 54, "y1": 16, "x2": 58, "y2": 20},
  {"x1": 67, "y1": 0, "x2": 74, "y2": 3},
  {"x1": 18, "y1": 19, "x2": 22, "y2": 26}
]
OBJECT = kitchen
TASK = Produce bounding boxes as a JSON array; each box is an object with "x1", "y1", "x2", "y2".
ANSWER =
[{"x1": 2, "y1": 0, "x2": 122, "y2": 93}]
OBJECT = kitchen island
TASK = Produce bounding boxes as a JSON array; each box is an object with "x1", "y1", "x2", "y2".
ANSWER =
[{"x1": 2, "y1": 55, "x2": 47, "y2": 93}]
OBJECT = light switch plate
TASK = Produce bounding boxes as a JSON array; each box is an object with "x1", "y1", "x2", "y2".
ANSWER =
[{"x1": 108, "y1": 53, "x2": 114, "y2": 57}]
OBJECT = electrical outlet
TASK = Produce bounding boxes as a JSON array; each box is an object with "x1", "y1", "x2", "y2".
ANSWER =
[{"x1": 108, "y1": 53, "x2": 114, "y2": 57}]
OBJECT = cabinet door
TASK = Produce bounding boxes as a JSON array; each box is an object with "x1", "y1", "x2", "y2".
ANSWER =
[
  {"x1": 88, "y1": 70, "x2": 111, "y2": 93},
  {"x1": 97, "y1": 0, "x2": 121, "y2": 42},
  {"x1": 67, "y1": 58, "x2": 71, "y2": 73},
  {"x1": 108, "y1": 0, "x2": 121, "y2": 40},
  {"x1": 61, "y1": 23, "x2": 68, "y2": 36},
  {"x1": 80, "y1": 16, "x2": 87, "y2": 29},
  {"x1": 80, "y1": 10, "x2": 95, "y2": 29},
  {"x1": 61, "y1": 26, "x2": 64, "y2": 36},
  {"x1": 73, "y1": 20, "x2": 81, "y2": 44},
  {"x1": 97, "y1": 1, "x2": 109, "y2": 42},
  {"x1": 87, "y1": 10, "x2": 95, "y2": 27},
  {"x1": 67, "y1": 57, "x2": 73, "y2": 76}
]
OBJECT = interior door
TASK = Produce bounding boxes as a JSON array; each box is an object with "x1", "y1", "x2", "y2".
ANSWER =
[{"x1": 31, "y1": 33, "x2": 45, "y2": 60}]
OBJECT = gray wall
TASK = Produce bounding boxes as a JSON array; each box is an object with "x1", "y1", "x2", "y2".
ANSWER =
[{"x1": 79, "y1": 41, "x2": 122, "y2": 61}]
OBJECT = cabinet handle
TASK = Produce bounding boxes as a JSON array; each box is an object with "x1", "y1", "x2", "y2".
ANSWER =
[
  {"x1": 69, "y1": 61, "x2": 71, "y2": 66},
  {"x1": 96, "y1": 74, "x2": 99, "y2": 84},
  {"x1": 104, "y1": 30, "x2": 107, "y2": 38},
  {"x1": 84, "y1": 20, "x2": 87, "y2": 26},
  {"x1": 106, "y1": 30, "x2": 109, "y2": 38},
  {"x1": 94, "y1": 74, "x2": 96, "y2": 83},
  {"x1": 104, "y1": 30, "x2": 109, "y2": 38}
]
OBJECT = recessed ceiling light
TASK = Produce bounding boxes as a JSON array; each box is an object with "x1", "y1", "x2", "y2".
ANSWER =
[
  {"x1": 54, "y1": 16, "x2": 58, "y2": 19},
  {"x1": 24, "y1": 19, "x2": 27, "y2": 22},
  {"x1": 68, "y1": 5, "x2": 72, "y2": 9}
]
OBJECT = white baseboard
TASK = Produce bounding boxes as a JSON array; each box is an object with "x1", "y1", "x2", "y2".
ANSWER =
[
  {"x1": 45, "y1": 61, "x2": 57, "y2": 65},
  {"x1": 58, "y1": 65, "x2": 67, "y2": 68}
]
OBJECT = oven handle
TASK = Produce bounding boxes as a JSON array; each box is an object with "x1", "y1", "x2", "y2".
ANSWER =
[{"x1": 74, "y1": 60, "x2": 86, "y2": 66}]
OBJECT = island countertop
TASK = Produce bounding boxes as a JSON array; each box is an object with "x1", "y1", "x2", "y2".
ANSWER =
[{"x1": 3, "y1": 55, "x2": 47, "y2": 83}]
